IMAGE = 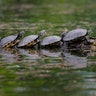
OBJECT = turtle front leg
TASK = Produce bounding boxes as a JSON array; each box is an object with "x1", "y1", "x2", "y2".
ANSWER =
[{"x1": 84, "y1": 36, "x2": 92, "y2": 45}]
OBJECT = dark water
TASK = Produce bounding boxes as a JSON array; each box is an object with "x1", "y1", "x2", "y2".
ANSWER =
[{"x1": 0, "y1": 0, "x2": 96, "y2": 96}]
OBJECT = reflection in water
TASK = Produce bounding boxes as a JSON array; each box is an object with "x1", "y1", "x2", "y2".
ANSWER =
[
  {"x1": 0, "y1": 48, "x2": 20, "y2": 63},
  {"x1": 0, "y1": 47, "x2": 95, "y2": 69},
  {"x1": 18, "y1": 48, "x2": 41, "y2": 62},
  {"x1": 40, "y1": 48, "x2": 61, "y2": 57},
  {"x1": 87, "y1": 51, "x2": 96, "y2": 66},
  {"x1": 38, "y1": 48, "x2": 63, "y2": 70},
  {"x1": 61, "y1": 50, "x2": 88, "y2": 69},
  {"x1": 0, "y1": 47, "x2": 94, "y2": 69}
]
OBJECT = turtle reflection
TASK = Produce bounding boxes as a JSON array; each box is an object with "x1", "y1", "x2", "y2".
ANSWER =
[
  {"x1": 62, "y1": 49, "x2": 88, "y2": 69},
  {"x1": 18, "y1": 48, "x2": 41, "y2": 62},
  {"x1": 41, "y1": 48, "x2": 61, "y2": 58},
  {"x1": 0, "y1": 48, "x2": 19, "y2": 63}
]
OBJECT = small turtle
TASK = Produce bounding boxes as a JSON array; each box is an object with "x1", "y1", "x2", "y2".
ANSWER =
[
  {"x1": 40, "y1": 35, "x2": 61, "y2": 48},
  {"x1": 0, "y1": 31, "x2": 24, "y2": 48},
  {"x1": 61, "y1": 28, "x2": 90, "y2": 49},
  {"x1": 17, "y1": 30, "x2": 45, "y2": 48}
]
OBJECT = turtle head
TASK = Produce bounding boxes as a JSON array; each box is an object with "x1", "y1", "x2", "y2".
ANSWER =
[
  {"x1": 38, "y1": 30, "x2": 46, "y2": 38},
  {"x1": 61, "y1": 28, "x2": 68, "y2": 42},
  {"x1": 17, "y1": 31, "x2": 24, "y2": 39},
  {"x1": 87, "y1": 29, "x2": 92, "y2": 34}
]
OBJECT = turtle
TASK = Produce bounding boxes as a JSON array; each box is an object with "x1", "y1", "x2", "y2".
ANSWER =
[
  {"x1": 17, "y1": 30, "x2": 46, "y2": 48},
  {"x1": 61, "y1": 28, "x2": 91, "y2": 49},
  {"x1": 0, "y1": 31, "x2": 24, "y2": 48},
  {"x1": 40, "y1": 35, "x2": 61, "y2": 48}
]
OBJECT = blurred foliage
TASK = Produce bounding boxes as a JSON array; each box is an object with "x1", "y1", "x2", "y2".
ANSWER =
[{"x1": 2, "y1": 0, "x2": 96, "y2": 5}]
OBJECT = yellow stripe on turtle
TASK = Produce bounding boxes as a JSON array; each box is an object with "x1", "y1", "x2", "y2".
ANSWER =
[
  {"x1": 4, "y1": 40, "x2": 20, "y2": 48},
  {"x1": 26, "y1": 41, "x2": 37, "y2": 47},
  {"x1": 4, "y1": 43, "x2": 11, "y2": 48},
  {"x1": 25, "y1": 39, "x2": 40, "y2": 48}
]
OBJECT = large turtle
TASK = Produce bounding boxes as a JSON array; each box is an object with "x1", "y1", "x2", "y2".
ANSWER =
[
  {"x1": 17, "y1": 30, "x2": 45, "y2": 48},
  {"x1": 40, "y1": 35, "x2": 61, "y2": 48},
  {"x1": 0, "y1": 31, "x2": 24, "y2": 48},
  {"x1": 61, "y1": 28, "x2": 91, "y2": 49}
]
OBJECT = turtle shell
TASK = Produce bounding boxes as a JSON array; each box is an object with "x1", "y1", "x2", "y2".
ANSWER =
[
  {"x1": 41, "y1": 36, "x2": 61, "y2": 46},
  {"x1": 18, "y1": 35, "x2": 38, "y2": 48},
  {"x1": 63, "y1": 28, "x2": 88, "y2": 42},
  {"x1": 0, "y1": 35, "x2": 17, "y2": 48},
  {"x1": 0, "y1": 31, "x2": 24, "y2": 48}
]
